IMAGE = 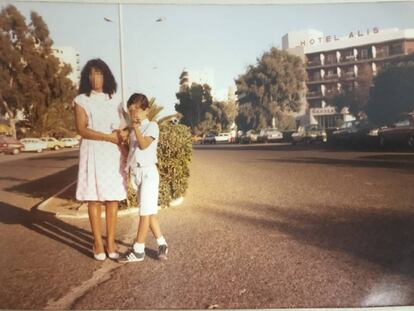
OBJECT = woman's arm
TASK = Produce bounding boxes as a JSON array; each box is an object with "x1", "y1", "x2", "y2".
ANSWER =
[
  {"x1": 74, "y1": 103, "x2": 119, "y2": 144},
  {"x1": 132, "y1": 124, "x2": 154, "y2": 150}
]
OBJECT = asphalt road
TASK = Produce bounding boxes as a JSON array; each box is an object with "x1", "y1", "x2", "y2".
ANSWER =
[{"x1": 1, "y1": 143, "x2": 414, "y2": 309}]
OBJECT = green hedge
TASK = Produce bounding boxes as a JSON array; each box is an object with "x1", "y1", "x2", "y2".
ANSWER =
[{"x1": 123, "y1": 123, "x2": 193, "y2": 209}]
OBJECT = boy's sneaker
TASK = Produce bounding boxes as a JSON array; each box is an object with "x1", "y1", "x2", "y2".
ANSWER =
[
  {"x1": 158, "y1": 244, "x2": 168, "y2": 260},
  {"x1": 119, "y1": 249, "x2": 145, "y2": 263}
]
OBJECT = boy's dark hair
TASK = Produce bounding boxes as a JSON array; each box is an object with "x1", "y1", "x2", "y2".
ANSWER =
[
  {"x1": 127, "y1": 93, "x2": 149, "y2": 110},
  {"x1": 78, "y1": 59, "x2": 117, "y2": 98}
]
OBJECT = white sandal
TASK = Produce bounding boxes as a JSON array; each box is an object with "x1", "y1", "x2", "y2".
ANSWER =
[
  {"x1": 93, "y1": 246, "x2": 106, "y2": 261},
  {"x1": 108, "y1": 252, "x2": 120, "y2": 260}
]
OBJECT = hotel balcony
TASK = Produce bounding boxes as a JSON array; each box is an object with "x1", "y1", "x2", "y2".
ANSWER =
[
  {"x1": 342, "y1": 71, "x2": 356, "y2": 79},
  {"x1": 306, "y1": 75, "x2": 338, "y2": 85},
  {"x1": 307, "y1": 59, "x2": 322, "y2": 68},
  {"x1": 324, "y1": 74, "x2": 339, "y2": 81},
  {"x1": 324, "y1": 89, "x2": 339, "y2": 98},
  {"x1": 306, "y1": 91, "x2": 323, "y2": 99}
]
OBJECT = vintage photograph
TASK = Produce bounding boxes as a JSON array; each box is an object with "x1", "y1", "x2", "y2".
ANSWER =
[{"x1": 1, "y1": 0, "x2": 414, "y2": 309}]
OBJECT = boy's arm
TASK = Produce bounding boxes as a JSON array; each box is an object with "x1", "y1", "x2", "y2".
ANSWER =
[{"x1": 132, "y1": 124, "x2": 154, "y2": 150}]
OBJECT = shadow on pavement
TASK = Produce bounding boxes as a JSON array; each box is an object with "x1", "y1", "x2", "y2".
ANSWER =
[
  {"x1": 255, "y1": 154, "x2": 414, "y2": 174},
  {"x1": 5, "y1": 165, "x2": 78, "y2": 200},
  {"x1": 0, "y1": 201, "x2": 130, "y2": 259},
  {"x1": 0, "y1": 201, "x2": 93, "y2": 258},
  {"x1": 204, "y1": 201, "x2": 414, "y2": 277}
]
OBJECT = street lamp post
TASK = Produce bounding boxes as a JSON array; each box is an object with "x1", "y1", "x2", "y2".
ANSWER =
[
  {"x1": 105, "y1": 9, "x2": 166, "y2": 111},
  {"x1": 117, "y1": 1, "x2": 126, "y2": 107},
  {"x1": 104, "y1": 1, "x2": 126, "y2": 106}
]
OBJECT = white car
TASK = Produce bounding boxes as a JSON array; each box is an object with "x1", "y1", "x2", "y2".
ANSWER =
[
  {"x1": 20, "y1": 138, "x2": 47, "y2": 153},
  {"x1": 258, "y1": 128, "x2": 283, "y2": 143},
  {"x1": 60, "y1": 138, "x2": 80, "y2": 148},
  {"x1": 214, "y1": 133, "x2": 231, "y2": 143}
]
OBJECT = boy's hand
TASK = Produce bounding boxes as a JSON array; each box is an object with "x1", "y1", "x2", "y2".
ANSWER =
[{"x1": 119, "y1": 128, "x2": 130, "y2": 142}]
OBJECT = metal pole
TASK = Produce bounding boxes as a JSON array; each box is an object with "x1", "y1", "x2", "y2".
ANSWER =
[{"x1": 117, "y1": 0, "x2": 126, "y2": 106}]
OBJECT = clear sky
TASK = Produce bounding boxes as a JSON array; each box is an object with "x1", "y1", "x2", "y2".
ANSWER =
[{"x1": 4, "y1": 1, "x2": 414, "y2": 116}]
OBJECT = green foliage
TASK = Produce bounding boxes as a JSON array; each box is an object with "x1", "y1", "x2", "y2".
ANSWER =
[
  {"x1": 175, "y1": 81, "x2": 236, "y2": 135},
  {"x1": 366, "y1": 62, "x2": 414, "y2": 125},
  {"x1": 273, "y1": 109, "x2": 297, "y2": 130},
  {"x1": 28, "y1": 100, "x2": 77, "y2": 138},
  {"x1": 157, "y1": 123, "x2": 192, "y2": 207},
  {"x1": 326, "y1": 64, "x2": 373, "y2": 118},
  {"x1": 0, "y1": 4, "x2": 76, "y2": 138},
  {"x1": 235, "y1": 47, "x2": 306, "y2": 131}
]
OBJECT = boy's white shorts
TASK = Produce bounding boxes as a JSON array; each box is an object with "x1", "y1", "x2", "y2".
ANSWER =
[{"x1": 131, "y1": 165, "x2": 159, "y2": 216}]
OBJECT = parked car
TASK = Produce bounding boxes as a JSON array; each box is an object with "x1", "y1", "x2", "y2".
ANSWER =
[
  {"x1": 0, "y1": 135, "x2": 24, "y2": 155},
  {"x1": 191, "y1": 135, "x2": 203, "y2": 144},
  {"x1": 201, "y1": 134, "x2": 216, "y2": 144},
  {"x1": 291, "y1": 124, "x2": 327, "y2": 145},
  {"x1": 60, "y1": 137, "x2": 80, "y2": 148},
  {"x1": 240, "y1": 129, "x2": 259, "y2": 144},
  {"x1": 257, "y1": 128, "x2": 283, "y2": 143},
  {"x1": 332, "y1": 120, "x2": 379, "y2": 146},
  {"x1": 20, "y1": 138, "x2": 47, "y2": 153},
  {"x1": 215, "y1": 133, "x2": 231, "y2": 143},
  {"x1": 378, "y1": 113, "x2": 414, "y2": 148},
  {"x1": 40, "y1": 137, "x2": 66, "y2": 150}
]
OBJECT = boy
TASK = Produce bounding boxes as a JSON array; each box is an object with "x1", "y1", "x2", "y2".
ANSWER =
[{"x1": 120, "y1": 93, "x2": 168, "y2": 262}]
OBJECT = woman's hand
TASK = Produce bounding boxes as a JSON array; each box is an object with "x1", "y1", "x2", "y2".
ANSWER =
[{"x1": 107, "y1": 131, "x2": 120, "y2": 144}]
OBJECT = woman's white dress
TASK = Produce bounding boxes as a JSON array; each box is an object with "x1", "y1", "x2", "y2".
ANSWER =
[{"x1": 74, "y1": 91, "x2": 127, "y2": 201}]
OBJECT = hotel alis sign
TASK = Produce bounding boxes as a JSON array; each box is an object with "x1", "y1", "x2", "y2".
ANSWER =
[{"x1": 300, "y1": 27, "x2": 380, "y2": 47}]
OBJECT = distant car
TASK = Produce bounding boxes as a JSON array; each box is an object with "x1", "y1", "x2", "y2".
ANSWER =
[
  {"x1": 215, "y1": 133, "x2": 231, "y2": 143},
  {"x1": 0, "y1": 135, "x2": 24, "y2": 155},
  {"x1": 201, "y1": 134, "x2": 216, "y2": 144},
  {"x1": 332, "y1": 120, "x2": 381, "y2": 146},
  {"x1": 291, "y1": 124, "x2": 327, "y2": 145},
  {"x1": 20, "y1": 138, "x2": 46, "y2": 153},
  {"x1": 240, "y1": 130, "x2": 259, "y2": 144},
  {"x1": 378, "y1": 113, "x2": 414, "y2": 148},
  {"x1": 191, "y1": 135, "x2": 203, "y2": 144},
  {"x1": 40, "y1": 137, "x2": 66, "y2": 150},
  {"x1": 60, "y1": 137, "x2": 80, "y2": 148},
  {"x1": 257, "y1": 128, "x2": 283, "y2": 143}
]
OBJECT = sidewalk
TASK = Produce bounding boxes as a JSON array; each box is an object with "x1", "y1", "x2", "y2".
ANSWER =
[{"x1": 37, "y1": 180, "x2": 183, "y2": 219}]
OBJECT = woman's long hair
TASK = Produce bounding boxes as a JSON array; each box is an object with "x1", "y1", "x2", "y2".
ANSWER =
[{"x1": 78, "y1": 59, "x2": 117, "y2": 98}]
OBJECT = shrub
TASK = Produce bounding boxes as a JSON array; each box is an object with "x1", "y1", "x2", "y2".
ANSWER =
[
  {"x1": 121, "y1": 122, "x2": 193, "y2": 209},
  {"x1": 157, "y1": 123, "x2": 193, "y2": 207}
]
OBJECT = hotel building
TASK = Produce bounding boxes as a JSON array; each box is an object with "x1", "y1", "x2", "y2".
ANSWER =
[{"x1": 283, "y1": 27, "x2": 414, "y2": 128}]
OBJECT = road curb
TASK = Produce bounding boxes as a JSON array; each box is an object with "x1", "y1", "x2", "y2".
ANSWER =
[{"x1": 36, "y1": 181, "x2": 185, "y2": 219}]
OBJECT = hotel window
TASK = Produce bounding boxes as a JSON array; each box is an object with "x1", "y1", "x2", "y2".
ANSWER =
[
  {"x1": 377, "y1": 45, "x2": 389, "y2": 57},
  {"x1": 360, "y1": 48, "x2": 369, "y2": 59},
  {"x1": 312, "y1": 71, "x2": 321, "y2": 81},
  {"x1": 326, "y1": 69, "x2": 337, "y2": 77},
  {"x1": 344, "y1": 50, "x2": 355, "y2": 61},
  {"x1": 390, "y1": 42, "x2": 403, "y2": 55},
  {"x1": 326, "y1": 54, "x2": 336, "y2": 64}
]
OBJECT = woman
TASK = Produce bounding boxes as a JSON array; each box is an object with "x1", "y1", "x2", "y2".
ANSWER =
[{"x1": 74, "y1": 58, "x2": 127, "y2": 261}]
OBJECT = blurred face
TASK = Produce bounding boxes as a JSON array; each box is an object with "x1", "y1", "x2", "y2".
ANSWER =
[
  {"x1": 89, "y1": 67, "x2": 104, "y2": 91},
  {"x1": 128, "y1": 103, "x2": 148, "y2": 123}
]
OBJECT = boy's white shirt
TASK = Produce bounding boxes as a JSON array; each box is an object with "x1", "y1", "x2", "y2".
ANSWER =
[{"x1": 125, "y1": 118, "x2": 159, "y2": 175}]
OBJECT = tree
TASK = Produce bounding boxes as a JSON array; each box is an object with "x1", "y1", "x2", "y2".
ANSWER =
[
  {"x1": 235, "y1": 47, "x2": 306, "y2": 131},
  {"x1": 326, "y1": 64, "x2": 373, "y2": 119},
  {"x1": 0, "y1": 5, "x2": 76, "y2": 138},
  {"x1": 175, "y1": 79, "x2": 236, "y2": 135},
  {"x1": 366, "y1": 62, "x2": 414, "y2": 125}
]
